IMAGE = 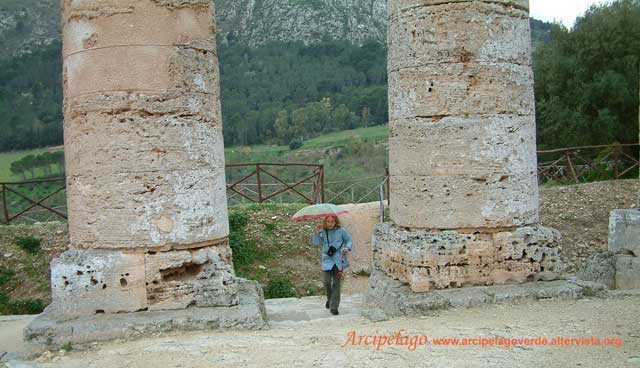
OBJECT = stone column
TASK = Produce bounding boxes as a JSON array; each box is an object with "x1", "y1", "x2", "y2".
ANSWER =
[
  {"x1": 371, "y1": 0, "x2": 562, "y2": 293},
  {"x1": 50, "y1": 0, "x2": 236, "y2": 317}
]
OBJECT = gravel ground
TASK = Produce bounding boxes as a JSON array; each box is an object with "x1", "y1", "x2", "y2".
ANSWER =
[{"x1": 11, "y1": 296, "x2": 640, "y2": 368}]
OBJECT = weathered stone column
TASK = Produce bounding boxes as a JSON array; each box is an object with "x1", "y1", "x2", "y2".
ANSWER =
[
  {"x1": 25, "y1": 2, "x2": 265, "y2": 342},
  {"x1": 370, "y1": 0, "x2": 562, "y2": 294}
]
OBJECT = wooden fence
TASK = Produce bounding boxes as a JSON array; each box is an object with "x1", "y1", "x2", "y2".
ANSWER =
[
  {"x1": 1, "y1": 177, "x2": 67, "y2": 224},
  {"x1": 1, "y1": 144, "x2": 638, "y2": 224},
  {"x1": 225, "y1": 163, "x2": 325, "y2": 205},
  {"x1": 538, "y1": 144, "x2": 639, "y2": 183}
]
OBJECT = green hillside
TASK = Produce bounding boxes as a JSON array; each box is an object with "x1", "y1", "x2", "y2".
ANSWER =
[{"x1": 0, "y1": 126, "x2": 389, "y2": 182}]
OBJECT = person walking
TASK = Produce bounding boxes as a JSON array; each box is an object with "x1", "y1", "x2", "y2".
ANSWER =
[{"x1": 312, "y1": 216, "x2": 353, "y2": 316}]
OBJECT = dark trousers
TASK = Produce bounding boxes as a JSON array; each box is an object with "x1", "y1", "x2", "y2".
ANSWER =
[{"x1": 322, "y1": 265, "x2": 341, "y2": 310}]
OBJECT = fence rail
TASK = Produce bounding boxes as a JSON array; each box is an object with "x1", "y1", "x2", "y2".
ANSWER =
[
  {"x1": 225, "y1": 163, "x2": 324, "y2": 206},
  {"x1": 1, "y1": 177, "x2": 67, "y2": 224},
  {"x1": 1, "y1": 144, "x2": 638, "y2": 224},
  {"x1": 537, "y1": 143, "x2": 639, "y2": 183}
]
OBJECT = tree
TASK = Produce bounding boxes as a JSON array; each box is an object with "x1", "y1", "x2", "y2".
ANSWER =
[
  {"x1": 21, "y1": 155, "x2": 37, "y2": 179},
  {"x1": 333, "y1": 104, "x2": 355, "y2": 131},
  {"x1": 51, "y1": 151, "x2": 65, "y2": 175},
  {"x1": 274, "y1": 110, "x2": 293, "y2": 144},
  {"x1": 9, "y1": 160, "x2": 25, "y2": 180},
  {"x1": 534, "y1": 0, "x2": 640, "y2": 150}
]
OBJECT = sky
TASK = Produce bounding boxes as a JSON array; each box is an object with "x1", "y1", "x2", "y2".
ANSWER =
[{"x1": 529, "y1": 0, "x2": 614, "y2": 28}]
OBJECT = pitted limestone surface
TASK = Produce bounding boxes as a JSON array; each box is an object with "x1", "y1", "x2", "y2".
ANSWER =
[
  {"x1": 62, "y1": 1, "x2": 216, "y2": 56},
  {"x1": 145, "y1": 245, "x2": 238, "y2": 310},
  {"x1": 49, "y1": 250, "x2": 147, "y2": 318},
  {"x1": 388, "y1": 0, "x2": 530, "y2": 14},
  {"x1": 372, "y1": 223, "x2": 562, "y2": 292},
  {"x1": 150, "y1": 0, "x2": 213, "y2": 9},
  {"x1": 24, "y1": 279, "x2": 266, "y2": 352},
  {"x1": 364, "y1": 270, "x2": 596, "y2": 320},
  {"x1": 388, "y1": 63, "x2": 534, "y2": 120},
  {"x1": 578, "y1": 251, "x2": 617, "y2": 289},
  {"x1": 389, "y1": 115, "x2": 538, "y2": 229},
  {"x1": 388, "y1": 1, "x2": 531, "y2": 71},
  {"x1": 61, "y1": 0, "x2": 228, "y2": 250},
  {"x1": 387, "y1": 0, "x2": 538, "y2": 229},
  {"x1": 48, "y1": 245, "x2": 240, "y2": 318},
  {"x1": 61, "y1": 0, "x2": 135, "y2": 21}
]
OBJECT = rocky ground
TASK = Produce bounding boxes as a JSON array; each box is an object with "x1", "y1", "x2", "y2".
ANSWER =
[
  {"x1": 539, "y1": 179, "x2": 639, "y2": 273},
  {"x1": 0, "y1": 179, "x2": 638, "y2": 308}
]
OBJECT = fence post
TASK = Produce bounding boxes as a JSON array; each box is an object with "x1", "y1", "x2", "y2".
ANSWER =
[
  {"x1": 385, "y1": 167, "x2": 391, "y2": 208},
  {"x1": 256, "y1": 164, "x2": 263, "y2": 203},
  {"x1": 379, "y1": 181, "x2": 385, "y2": 223},
  {"x1": 613, "y1": 146, "x2": 620, "y2": 179},
  {"x1": 1, "y1": 184, "x2": 8, "y2": 224},
  {"x1": 565, "y1": 150, "x2": 579, "y2": 183},
  {"x1": 320, "y1": 166, "x2": 325, "y2": 204}
]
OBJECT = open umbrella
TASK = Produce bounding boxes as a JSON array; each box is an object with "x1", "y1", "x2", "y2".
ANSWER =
[{"x1": 291, "y1": 203, "x2": 349, "y2": 221}]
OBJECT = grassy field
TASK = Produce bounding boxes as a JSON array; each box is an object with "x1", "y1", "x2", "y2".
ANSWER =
[
  {"x1": 224, "y1": 125, "x2": 388, "y2": 163},
  {"x1": 300, "y1": 125, "x2": 388, "y2": 149},
  {"x1": 0, "y1": 126, "x2": 389, "y2": 181},
  {"x1": 0, "y1": 127, "x2": 390, "y2": 214},
  {"x1": 0, "y1": 146, "x2": 63, "y2": 182}
]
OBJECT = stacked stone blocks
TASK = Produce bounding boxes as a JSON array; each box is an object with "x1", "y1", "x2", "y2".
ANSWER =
[{"x1": 373, "y1": 0, "x2": 562, "y2": 293}]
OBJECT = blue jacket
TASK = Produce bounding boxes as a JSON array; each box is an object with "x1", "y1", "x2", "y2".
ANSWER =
[{"x1": 312, "y1": 226, "x2": 353, "y2": 271}]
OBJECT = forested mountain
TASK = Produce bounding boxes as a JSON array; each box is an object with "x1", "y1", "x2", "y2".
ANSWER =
[
  {"x1": 216, "y1": 0, "x2": 387, "y2": 47},
  {"x1": 0, "y1": 0, "x2": 59, "y2": 63},
  {"x1": 0, "y1": 0, "x2": 637, "y2": 153},
  {"x1": 0, "y1": 0, "x2": 386, "y2": 63}
]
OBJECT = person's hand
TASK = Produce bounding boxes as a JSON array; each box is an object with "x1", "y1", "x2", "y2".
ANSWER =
[
  {"x1": 315, "y1": 222, "x2": 323, "y2": 234},
  {"x1": 343, "y1": 248, "x2": 350, "y2": 254}
]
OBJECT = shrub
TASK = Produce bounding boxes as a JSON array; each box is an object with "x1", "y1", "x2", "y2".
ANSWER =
[
  {"x1": 263, "y1": 222, "x2": 276, "y2": 234},
  {"x1": 264, "y1": 276, "x2": 296, "y2": 299},
  {"x1": 0, "y1": 292, "x2": 46, "y2": 315},
  {"x1": 15, "y1": 236, "x2": 42, "y2": 254},
  {"x1": 228, "y1": 211, "x2": 249, "y2": 233},
  {"x1": 288, "y1": 138, "x2": 303, "y2": 150},
  {"x1": 7, "y1": 298, "x2": 46, "y2": 314},
  {"x1": 228, "y1": 211, "x2": 257, "y2": 271},
  {"x1": 0, "y1": 268, "x2": 15, "y2": 287}
]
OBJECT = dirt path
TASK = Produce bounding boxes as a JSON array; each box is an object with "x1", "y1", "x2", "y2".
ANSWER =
[{"x1": 12, "y1": 296, "x2": 640, "y2": 368}]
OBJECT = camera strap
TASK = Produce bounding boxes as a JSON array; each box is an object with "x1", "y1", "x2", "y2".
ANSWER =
[{"x1": 324, "y1": 228, "x2": 344, "y2": 253}]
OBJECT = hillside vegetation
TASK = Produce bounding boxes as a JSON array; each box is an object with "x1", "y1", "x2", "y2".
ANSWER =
[
  {"x1": 0, "y1": 0, "x2": 562, "y2": 153},
  {"x1": 2, "y1": 1, "x2": 637, "y2": 154}
]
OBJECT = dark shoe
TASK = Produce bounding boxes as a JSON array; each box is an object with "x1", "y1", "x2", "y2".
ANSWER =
[
  {"x1": 330, "y1": 309, "x2": 339, "y2": 315},
  {"x1": 325, "y1": 301, "x2": 330, "y2": 309}
]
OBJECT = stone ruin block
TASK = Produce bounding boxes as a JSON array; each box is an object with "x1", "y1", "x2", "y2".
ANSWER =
[
  {"x1": 145, "y1": 245, "x2": 238, "y2": 311},
  {"x1": 388, "y1": 0, "x2": 531, "y2": 71},
  {"x1": 49, "y1": 250, "x2": 147, "y2": 318},
  {"x1": 48, "y1": 244, "x2": 239, "y2": 319},
  {"x1": 372, "y1": 223, "x2": 562, "y2": 292},
  {"x1": 609, "y1": 209, "x2": 640, "y2": 257},
  {"x1": 25, "y1": 1, "x2": 267, "y2": 349},
  {"x1": 389, "y1": 115, "x2": 539, "y2": 230},
  {"x1": 387, "y1": 63, "x2": 535, "y2": 121},
  {"x1": 607, "y1": 209, "x2": 640, "y2": 290},
  {"x1": 615, "y1": 255, "x2": 640, "y2": 290},
  {"x1": 577, "y1": 252, "x2": 617, "y2": 289}
]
